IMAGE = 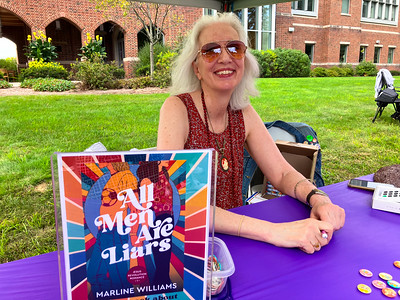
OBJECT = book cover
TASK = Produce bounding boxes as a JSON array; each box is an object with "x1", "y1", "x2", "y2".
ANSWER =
[{"x1": 56, "y1": 150, "x2": 215, "y2": 300}]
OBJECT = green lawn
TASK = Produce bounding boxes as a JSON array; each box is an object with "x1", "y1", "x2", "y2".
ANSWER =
[{"x1": 1, "y1": 76, "x2": 399, "y2": 263}]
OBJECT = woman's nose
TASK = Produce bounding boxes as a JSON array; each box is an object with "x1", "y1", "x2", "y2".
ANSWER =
[{"x1": 218, "y1": 46, "x2": 233, "y2": 62}]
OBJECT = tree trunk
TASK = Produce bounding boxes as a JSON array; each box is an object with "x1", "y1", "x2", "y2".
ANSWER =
[{"x1": 150, "y1": 41, "x2": 154, "y2": 79}]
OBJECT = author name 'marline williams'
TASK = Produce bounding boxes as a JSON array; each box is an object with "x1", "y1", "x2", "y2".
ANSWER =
[{"x1": 96, "y1": 283, "x2": 178, "y2": 298}]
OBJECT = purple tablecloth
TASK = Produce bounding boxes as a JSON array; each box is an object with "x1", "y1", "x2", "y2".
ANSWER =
[
  {"x1": 0, "y1": 250, "x2": 67, "y2": 300},
  {"x1": 1, "y1": 175, "x2": 399, "y2": 299},
  {"x1": 220, "y1": 174, "x2": 400, "y2": 299}
]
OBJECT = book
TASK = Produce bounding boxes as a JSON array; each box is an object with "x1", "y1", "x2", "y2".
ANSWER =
[{"x1": 54, "y1": 150, "x2": 216, "y2": 300}]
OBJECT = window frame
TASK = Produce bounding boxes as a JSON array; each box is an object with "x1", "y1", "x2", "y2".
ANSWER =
[
  {"x1": 374, "y1": 45, "x2": 382, "y2": 63},
  {"x1": 388, "y1": 46, "x2": 395, "y2": 63},
  {"x1": 292, "y1": 0, "x2": 319, "y2": 17},
  {"x1": 339, "y1": 43, "x2": 350, "y2": 63},
  {"x1": 361, "y1": 0, "x2": 398, "y2": 26},
  {"x1": 305, "y1": 42, "x2": 315, "y2": 63},
  {"x1": 342, "y1": 0, "x2": 351, "y2": 14},
  {"x1": 237, "y1": 5, "x2": 276, "y2": 50},
  {"x1": 359, "y1": 45, "x2": 368, "y2": 62}
]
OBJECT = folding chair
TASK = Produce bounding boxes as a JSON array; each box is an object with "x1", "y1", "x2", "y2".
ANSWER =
[{"x1": 373, "y1": 69, "x2": 400, "y2": 123}]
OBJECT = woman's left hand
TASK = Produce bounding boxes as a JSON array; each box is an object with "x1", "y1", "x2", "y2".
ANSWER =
[{"x1": 310, "y1": 196, "x2": 345, "y2": 231}]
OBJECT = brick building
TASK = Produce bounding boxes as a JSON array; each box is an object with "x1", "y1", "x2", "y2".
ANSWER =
[
  {"x1": 1, "y1": 0, "x2": 400, "y2": 75},
  {"x1": 275, "y1": 0, "x2": 400, "y2": 70},
  {"x1": 0, "y1": 0, "x2": 202, "y2": 75}
]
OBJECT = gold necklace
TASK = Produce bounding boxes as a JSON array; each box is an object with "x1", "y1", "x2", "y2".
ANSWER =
[{"x1": 201, "y1": 91, "x2": 230, "y2": 172}]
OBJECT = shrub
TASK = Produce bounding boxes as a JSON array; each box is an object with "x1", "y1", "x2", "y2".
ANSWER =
[
  {"x1": 311, "y1": 65, "x2": 354, "y2": 77},
  {"x1": 79, "y1": 33, "x2": 107, "y2": 62},
  {"x1": 25, "y1": 31, "x2": 57, "y2": 62},
  {"x1": 327, "y1": 66, "x2": 347, "y2": 77},
  {"x1": 0, "y1": 58, "x2": 18, "y2": 72},
  {"x1": 70, "y1": 57, "x2": 123, "y2": 90},
  {"x1": 341, "y1": 64, "x2": 355, "y2": 76},
  {"x1": 108, "y1": 62, "x2": 125, "y2": 79},
  {"x1": 122, "y1": 77, "x2": 154, "y2": 89},
  {"x1": 356, "y1": 61, "x2": 378, "y2": 76},
  {"x1": 0, "y1": 79, "x2": 12, "y2": 89},
  {"x1": 20, "y1": 78, "x2": 74, "y2": 91},
  {"x1": 136, "y1": 42, "x2": 171, "y2": 76},
  {"x1": 390, "y1": 70, "x2": 400, "y2": 76},
  {"x1": 251, "y1": 49, "x2": 276, "y2": 78},
  {"x1": 252, "y1": 48, "x2": 310, "y2": 78},
  {"x1": 20, "y1": 60, "x2": 69, "y2": 80},
  {"x1": 274, "y1": 48, "x2": 311, "y2": 77},
  {"x1": 311, "y1": 67, "x2": 328, "y2": 77},
  {"x1": 152, "y1": 51, "x2": 177, "y2": 88}
]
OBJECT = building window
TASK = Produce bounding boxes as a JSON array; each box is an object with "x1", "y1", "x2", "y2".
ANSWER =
[
  {"x1": 291, "y1": 0, "x2": 318, "y2": 16},
  {"x1": 342, "y1": 0, "x2": 350, "y2": 14},
  {"x1": 388, "y1": 47, "x2": 395, "y2": 63},
  {"x1": 374, "y1": 46, "x2": 381, "y2": 63},
  {"x1": 361, "y1": 0, "x2": 398, "y2": 25},
  {"x1": 339, "y1": 44, "x2": 349, "y2": 63},
  {"x1": 234, "y1": 5, "x2": 275, "y2": 50},
  {"x1": 359, "y1": 46, "x2": 367, "y2": 62},
  {"x1": 203, "y1": 8, "x2": 216, "y2": 15},
  {"x1": 305, "y1": 43, "x2": 315, "y2": 62}
]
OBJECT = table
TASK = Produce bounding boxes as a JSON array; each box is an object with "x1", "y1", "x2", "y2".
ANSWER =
[
  {"x1": 1, "y1": 175, "x2": 399, "y2": 299},
  {"x1": 221, "y1": 174, "x2": 400, "y2": 299}
]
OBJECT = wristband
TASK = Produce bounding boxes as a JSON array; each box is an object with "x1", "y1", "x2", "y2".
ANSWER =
[{"x1": 306, "y1": 188, "x2": 328, "y2": 207}]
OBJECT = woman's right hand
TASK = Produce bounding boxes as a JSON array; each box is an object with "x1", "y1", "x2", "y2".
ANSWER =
[{"x1": 263, "y1": 218, "x2": 334, "y2": 254}]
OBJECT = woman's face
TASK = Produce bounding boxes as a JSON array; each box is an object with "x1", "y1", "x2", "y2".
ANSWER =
[{"x1": 193, "y1": 22, "x2": 245, "y2": 94}]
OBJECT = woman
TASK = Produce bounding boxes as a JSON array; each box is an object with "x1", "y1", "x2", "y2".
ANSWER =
[{"x1": 157, "y1": 13, "x2": 345, "y2": 254}]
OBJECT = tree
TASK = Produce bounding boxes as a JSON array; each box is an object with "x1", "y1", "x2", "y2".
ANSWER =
[{"x1": 94, "y1": 1, "x2": 183, "y2": 78}]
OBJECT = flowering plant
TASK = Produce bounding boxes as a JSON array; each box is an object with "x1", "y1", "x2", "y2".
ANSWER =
[
  {"x1": 25, "y1": 31, "x2": 58, "y2": 62},
  {"x1": 79, "y1": 33, "x2": 107, "y2": 62}
]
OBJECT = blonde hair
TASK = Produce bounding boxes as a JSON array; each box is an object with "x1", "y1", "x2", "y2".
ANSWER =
[{"x1": 170, "y1": 13, "x2": 259, "y2": 110}]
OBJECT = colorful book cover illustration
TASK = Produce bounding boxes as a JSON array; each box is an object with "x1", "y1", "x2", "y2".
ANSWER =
[{"x1": 56, "y1": 150, "x2": 215, "y2": 300}]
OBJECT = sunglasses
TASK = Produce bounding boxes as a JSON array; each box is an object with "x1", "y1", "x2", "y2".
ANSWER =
[{"x1": 198, "y1": 40, "x2": 247, "y2": 62}]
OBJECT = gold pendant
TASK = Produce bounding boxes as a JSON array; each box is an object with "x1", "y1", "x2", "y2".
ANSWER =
[{"x1": 220, "y1": 156, "x2": 229, "y2": 172}]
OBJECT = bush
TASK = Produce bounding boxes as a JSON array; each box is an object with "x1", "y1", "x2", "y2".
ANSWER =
[
  {"x1": 20, "y1": 60, "x2": 69, "y2": 80},
  {"x1": 251, "y1": 49, "x2": 276, "y2": 78},
  {"x1": 136, "y1": 42, "x2": 171, "y2": 76},
  {"x1": 0, "y1": 58, "x2": 18, "y2": 72},
  {"x1": 70, "y1": 57, "x2": 124, "y2": 90},
  {"x1": 108, "y1": 62, "x2": 125, "y2": 79},
  {"x1": 311, "y1": 65, "x2": 354, "y2": 77},
  {"x1": 311, "y1": 67, "x2": 328, "y2": 77},
  {"x1": 327, "y1": 66, "x2": 347, "y2": 77},
  {"x1": 20, "y1": 78, "x2": 75, "y2": 92},
  {"x1": 274, "y1": 48, "x2": 311, "y2": 77},
  {"x1": 251, "y1": 48, "x2": 310, "y2": 78},
  {"x1": 341, "y1": 64, "x2": 355, "y2": 76},
  {"x1": 390, "y1": 70, "x2": 400, "y2": 76},
  {"x1": 356, "y1": 61, "x2": 378, "y2": 76},
  {"x1": 121, "y1": 77, "x2": 154, "y2": 89},
  {"x1": 152, "y1": 51, "x2": 177, "y2": 88},
  {"x1": 0, "y1": 79, "x2": 12, "y2": 89}
]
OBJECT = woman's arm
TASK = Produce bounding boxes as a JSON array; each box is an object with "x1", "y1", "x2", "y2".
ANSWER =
[
  {"x1": 212, "y1": 206, "x2": 333, "y2": 254},
  {"x1": 243, "y1": 105, "x2": 345, "y2": 230},
  {"x1": 157, "y1": 96, "x2": 189, "y2": 150}
]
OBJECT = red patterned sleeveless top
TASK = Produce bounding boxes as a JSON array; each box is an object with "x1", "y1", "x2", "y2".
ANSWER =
[{"x1": 177, "y1": 93, "x2": 245, "y2": 210}]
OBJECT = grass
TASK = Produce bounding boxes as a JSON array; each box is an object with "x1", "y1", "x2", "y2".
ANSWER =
[{"x1": 1, "y1": 77, "x2": 399, "y2": 263}]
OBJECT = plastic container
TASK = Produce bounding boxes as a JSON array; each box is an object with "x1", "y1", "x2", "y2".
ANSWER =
[{"x1": 207, "y1": 237, "x2": 235, "y2": 296}]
